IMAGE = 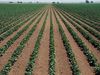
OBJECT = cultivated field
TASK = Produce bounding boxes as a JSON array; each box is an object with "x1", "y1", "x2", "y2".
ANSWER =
[{"x1": 0, "y1": 4, "x2": 100, "y2": 75}]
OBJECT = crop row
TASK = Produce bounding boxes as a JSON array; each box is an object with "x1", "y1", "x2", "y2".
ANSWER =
[
  {"x1": 53, "y1": 9, "x2": 81, "y2": 75},
  {"x1": 0, "y1": 12, "x2": 30, "y2": 30},
  {"x1": 0, "y1": 10, "x2": 45, "y2": 57},
  {"x1": 55, "y1": 4, "x2": 100, "y2": 23},
  {"x1": 0, "y1": 9, "x2": 46, "y2": 75},
  {"x1": 0, "y1": 16, "x2": 21, "y2": 30},
  {"x1": 60, "y1": 10, "x2": 100, "y2": 40},
  {"x1": 0, "y1": 4, "x2": 46, "y2": 29},
  {"x1": 0, "y1": 17, "x2": 25, "y2": 35},
  {"x1": 0, "y1": 16, "x2": 18, "y2": 29},
  {"x1": 66, "y1": 11, "x2": 100, "y2": 32},
  {"x1": 57, "y1": 8, "x2": 100, "y2": 29},
  {"x1": 0, "y1": 6, "x2": 46, "y2": 35},
  {"x1": 0, "y1": 10, "x2": 40, "y2": 41},
  {"x1": 0, "y1": 11, "x2": 34, "y2": 35},
  {"x1": 0, "y1": 6, "x2": 44, "y2": 33},
  {"x1": 57, "y1": 9, "x2": 100, "y2": 50},
  {"x1": 55, "y1": 9, "x2": 100, "y2": 75},
  {"x1": 72, "y1": 14, "x2": 100, "y2": 27},
  {"x1": 81, "y1": 18, "x2": 100, "y2": 27},
  {"x1": 49, "y1": 10, "x2": 55, "y2": 75},
  {"x1": 25, "y1": 10, "x2": 48, "y2": 75}
]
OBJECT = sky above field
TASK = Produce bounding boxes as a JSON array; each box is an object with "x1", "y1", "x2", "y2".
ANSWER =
[{"x1": 0, "y1": 0, "x2": 100, "y2": 3}]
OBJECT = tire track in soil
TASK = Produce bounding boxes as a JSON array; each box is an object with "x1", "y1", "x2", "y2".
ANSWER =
[
  {"x1": 58, "y1": 9, "x2": 100, "y2": 64},
  {"x1": 32, "y1": 8, "x2": 50, "y2": 75},
  {"x1": 54, "y1": 8, "x2": 94, "y2": 75},
  {"x1": 0, "y1": 10, "x2": 43, "y2": 47},
  {"x1": 8, "y1": 9, "x2": 48, "y2": 75},
  {"x1": 0, "y1": 10, "x2": 45, "y2": 71},
  {"x1": 52, "y1": 8, "x2": 72, "y2": 75}
]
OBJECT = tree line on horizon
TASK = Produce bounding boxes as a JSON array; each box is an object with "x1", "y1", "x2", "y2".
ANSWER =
[
  {"x1": 86, "y1": 0, "x2": 94, "y2": 3},
  {"x1": 9, "y1": 0, "x2": 94, "y2": 4}
]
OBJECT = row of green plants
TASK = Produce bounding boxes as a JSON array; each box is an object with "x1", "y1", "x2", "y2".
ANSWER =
[
  {"x1": 0, "y1": 11, "x2": 34, "y2": 35},
  {"x1": 0, "y1": 16, "x2": 18, "y2": 29},
  {"x1": 0, "y1": 4, "x2": 46, "y2": 29},
  {"x1": 57, "y1": 8, "x2": 100, "y2": 31},
  {"x1": 55, "y1": 10, "x2": 100, "y2": 75},
  {"x1": 0, "y1": 17, "x2": 25, "y2": 34},
  {"x1": 72, "y1": 13, "x2": 100, "y2": 27},
  {"x1": 0, "y1": 7, "x2": 46, "y2": 35},
  {"x1": 0, "y1": 10, "x2": 35, "y2": 30},
  {"x1": 0, "y1": 12, "x2": 20, "y2": 29},
  {"x1": 53, "y1": 4, "x2": 100, "y2": 24},
  {"x1": 53, "y1": 9, "x2": 81, "y2": 75},
  {"x1": 25, "y1": 10, "x2": 48, "y2": 75},
  {"x1": 49, "y1": 11, "x2": 55, "y2": 75},
  {"x1": 81, "y1": 17, "x2": 100, "y2": 27},
  {"x1": 0, "y1": 16, "x2": 20, "y2": 30},
  {"x1": 0, "y1": 10, "x2": 40, "y2": 41},
  {"x1": 57, "y1": 9, "x2": 100, "y2": 50},
  {"x1": 60, "y1": 10, "x2": 100, "y2": 40},
  {"x1": 0, "y1": 9, "x2": 46, "y2": 75},
  {"x1": 0, "y1": 11, "x2": 30, "y2": 30},
  {"x1": 0, "y1": 10, "x2": 45, "y2": 57},
  {"x1": 65, "y1": 11, "x2": 100, "y2": 32}
]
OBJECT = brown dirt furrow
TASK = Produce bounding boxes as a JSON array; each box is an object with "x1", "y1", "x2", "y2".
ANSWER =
[
  {"x1": 66, "y1": 12, "x2": 100, "y2": 42},
  {"x1": 52, "y1": 9, "x2": 72, "y2": 75},
  {"x1": 61, "y1": 10, "x2": 100, "y2": 42},
  {"x1": 58, "y1": 9, "x2": 100, "y2": 64},
  {"x1": 54, "y1": 9, "x2": 94, "y2": 75},
  {"x1": 32, "y1": 9, "x2": 50, "y2": 75},
  {"x1": 8, "y1": 10, "x2": 48, "y2": 75},
  {"x1": 0, "y1": 10, "x2": 45, "y2": 71},
  {"x1": 59, "y1": 10, "x2": 100, "y2": 64},
  {"x1": 0, "y1": 10, "x2": 42, "y2": 47}
]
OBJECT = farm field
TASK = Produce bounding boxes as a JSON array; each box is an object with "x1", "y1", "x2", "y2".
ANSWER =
[{"x1": 0, "y1": 3, "x2": 100, "y2": 75}]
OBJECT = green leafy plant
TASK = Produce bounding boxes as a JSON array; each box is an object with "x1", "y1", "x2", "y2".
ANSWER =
[
  {"x1": 53, "y1": 9, "x2": 81, "y2": 75},
  {"x1": 25, "y1": 11, "x2": 48, "y2": 75},
  {"x1": 0, "y1": 8, "x2": 45, "y2": 75}
]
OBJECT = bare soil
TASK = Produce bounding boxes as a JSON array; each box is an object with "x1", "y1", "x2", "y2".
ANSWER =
[
  {"x1": 61, "y1": 11, "x2": 100, "y2": 64},
  {"x1": 55, "y1": 9, "x2": 94, "y2": 75},
  {"x1": 52, "y1": 9, "x2": 72, "y2": 75},
  {"x1": 33, "y1": 9, "x2": 50, "y2": 75},
  {"x1": 8, "y1": 10, "x2": 47, "y2": 75},
  {"x1": 0, "y1": 6, "x2": 99, "y2": 75},
  {"x1": 0, "y1": 11, "x2": 41, "y2": 47},
  {"x1": 63, "y1": 11, "x2": 100, "y2": 42},
  {"x1": 0, "y1": 10, "x2": 44, "y2": 71}
]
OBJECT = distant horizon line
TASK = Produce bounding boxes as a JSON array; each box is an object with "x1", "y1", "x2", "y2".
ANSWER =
[{"x1": 0, "y1": 1, "x2": 100, "y2": 3}]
